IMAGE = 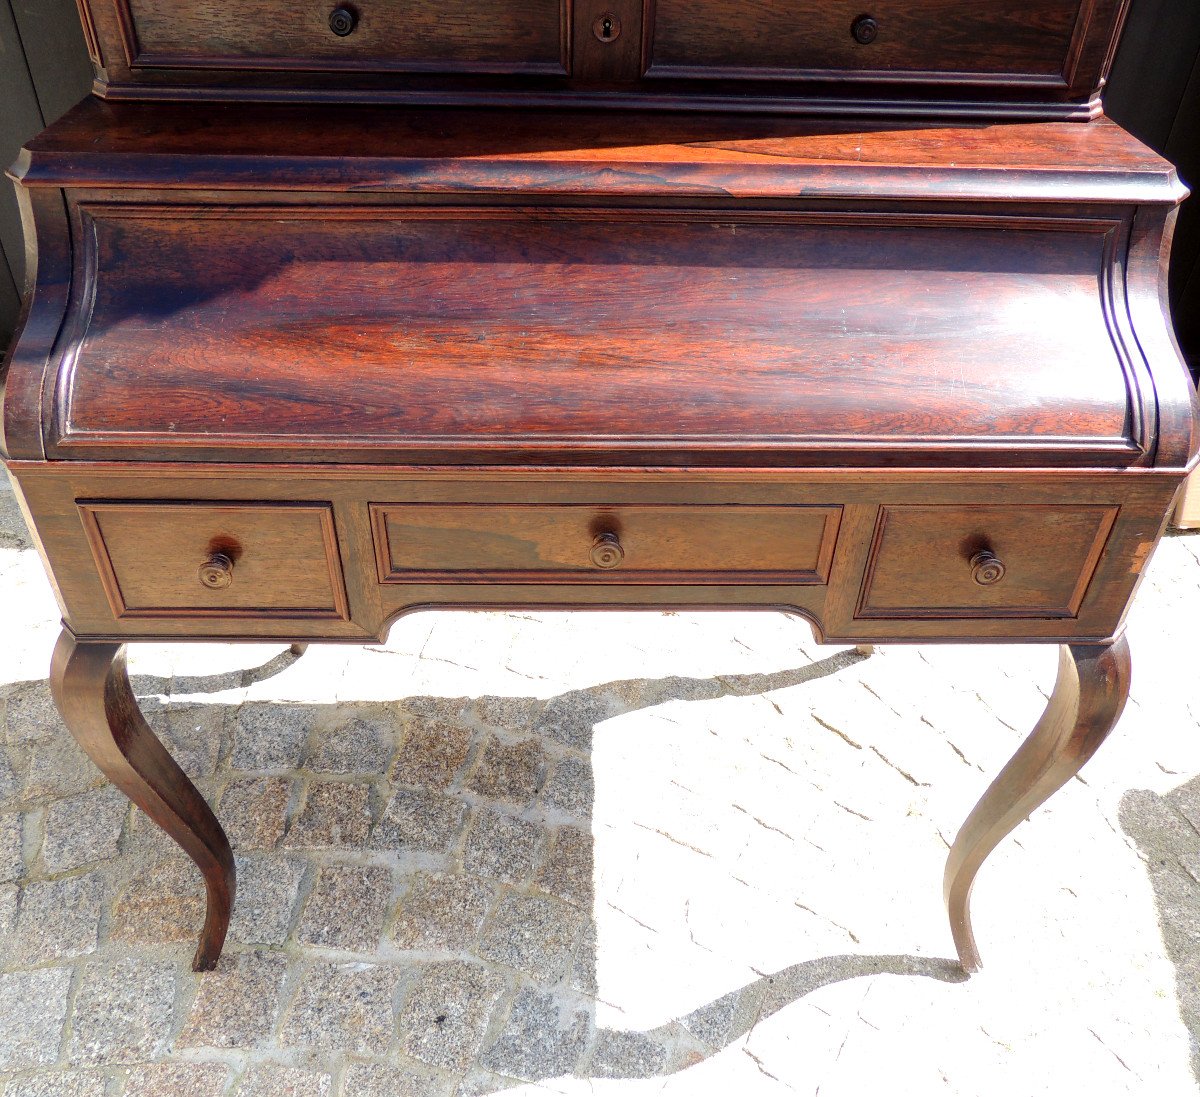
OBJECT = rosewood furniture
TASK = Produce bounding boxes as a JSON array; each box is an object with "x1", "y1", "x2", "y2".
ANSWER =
[{"x1": 2, "y1": 0, "x2": 1197, "y2": 974}]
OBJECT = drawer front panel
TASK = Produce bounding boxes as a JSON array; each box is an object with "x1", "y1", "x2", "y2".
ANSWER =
[
  {"x1": 119, "y1": 0, "x2": 568, "y2": 75},
  {"x1": 372, "y1": 503, "x2": 842, "y2": 583},
  {"x1": 80, "y1": 501, "x2": 350, "y2": 620},
  {"x1": 857, "y1": 504, "x2": 1118, "y2": 619},
  {"x1": 646, "y1": 0, "x2": 1090, "y2": 83}
]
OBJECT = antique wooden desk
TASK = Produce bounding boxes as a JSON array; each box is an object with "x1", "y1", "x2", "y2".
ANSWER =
[{"x1": 2, "y1": 0, "x2": 1197, "y2": 974}]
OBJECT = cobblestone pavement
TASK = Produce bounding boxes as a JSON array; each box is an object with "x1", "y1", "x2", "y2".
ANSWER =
[{"x1": 2, "y1": 469, "x2": 1200, "y2": 1096}]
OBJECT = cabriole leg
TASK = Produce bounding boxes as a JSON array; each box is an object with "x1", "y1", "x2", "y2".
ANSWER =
[
  {"x1": 49, "y1": 629, "x2": 235, "y2": 971},
  {"x1": 944, "y1": 636, "x2": 1131, "y2": 973}
]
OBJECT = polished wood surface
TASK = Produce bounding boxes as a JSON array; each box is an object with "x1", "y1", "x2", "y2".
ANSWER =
[
  {"x1": 2, "y1": 1, "x2": 1197, "y2": 977},
  {"x1": 74, "y1": 0, "x2": 1130, "y2": 117},
  {"x1": 48, "y1": 206, "x2": 1144, "y2": 467},
  {"x1": 78, "y1": 501, "x2": 349, "y2": 619},
  {"x1": 857, "y1": 504, "x2": 1119, "y2": 618},
  {"x1": 372, "y1": 502, "x2": 841, "y2": 583},
  {"x1": 945, "y1": 635, "x2": 1132, "y2": 972},
  {"x1": 15, "y1": 99, "x2": 1184, "y2": 202}
]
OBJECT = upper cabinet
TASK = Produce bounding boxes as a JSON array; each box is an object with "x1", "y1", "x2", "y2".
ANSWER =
[
  {"x1": 78, "y1": 0, "x2": 1131, "y2": 118},
  {"x1": 110, "y1": 0, "x2": 569, "y2": 75}
]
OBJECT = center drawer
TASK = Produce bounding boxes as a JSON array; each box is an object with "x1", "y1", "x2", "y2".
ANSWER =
[{"x1": 370, "y1": 503, "x2": 842, "y2": 584}]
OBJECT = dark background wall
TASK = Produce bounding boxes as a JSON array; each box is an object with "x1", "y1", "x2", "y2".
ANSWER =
[
  {"x1": 0, "y1": 0, "x2": 91, "y2": 347},
  {"x1": 1107, "y1": 0, "x2": 1200, "y2": 379},
  {"x1": 0, "y1": 0, "x2": 1198, "y2": 376}
]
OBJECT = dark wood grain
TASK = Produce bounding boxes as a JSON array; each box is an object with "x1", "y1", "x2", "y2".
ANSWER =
[
  {"x1": 50, "y1": 629, "x2": 235, "y2": 971},
  {"x1": 944, "y1": 635, "x2": 1131, "y2": 972},
  {"x1": 647, "y1": 0, "x2": 1085, "y2": 81},
  {"x1": 13, "y1": 99, "x2": 1184, "y2": 204},
  {"x1": 118, "y1": 0, "x2": 568, "y2": 74},
  {"x1": 69, "y1": 0, "x2": 1130, "y2": 116},
  {"x1": 46, "y1": 205, "x2": 1148, "y2": 468}
]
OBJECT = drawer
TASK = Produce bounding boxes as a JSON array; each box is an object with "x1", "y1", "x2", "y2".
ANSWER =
[
  {"x1": 371, "y1": 503, "x2": 843, "y2": 584},
  {"x1": 857, "y1": 505, "x2": 1118, "y2": 620},
  {"x1": 647, "y1": 0, "x2": 1090, "y2": 82},
  {"x1": 120, "y1": 0, "x2": 568, "y2": 75},
  {"x1": 79, "y1": 501, "x2": 350, "y2": 620}
]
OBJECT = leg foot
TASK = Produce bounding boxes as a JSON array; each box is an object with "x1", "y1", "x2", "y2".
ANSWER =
[
  {"x1": 50, "y1": 630, "x2": 235, "y2": 971},
  {"x1": 289, "y1": 643, "x2": 308, "y2": 657},
  {"x1": 854, "y1": 644, "x2": 876, "y2": 656},
  {"x1": 944, "y1": 636, "x2": 1130, "y2": 974}
]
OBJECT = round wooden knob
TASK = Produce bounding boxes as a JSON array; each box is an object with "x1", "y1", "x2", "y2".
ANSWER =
[
  {"x1": 328, "y1": 6, "x2": 357, "y2": 36},
  {"x1": 198, "y1": 552, "x2": 235, "y2": 590},
  {"x1": 851, "y1": 14, "x2": 879, "y2": 44},
  {"x1": 590, "y1": 532, "x2": 625, "y2": 569},
  {"x1": 970, "y1": 550, "x2": 1006, "y2": 586}
]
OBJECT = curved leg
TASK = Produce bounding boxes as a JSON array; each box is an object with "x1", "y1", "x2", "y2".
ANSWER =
[
  {"x1": 944, "y1": 636, "x2": 1131, "y2": 974},
  {"x1": 50, "y1": 630, "x2": 235, "y2": 971}
]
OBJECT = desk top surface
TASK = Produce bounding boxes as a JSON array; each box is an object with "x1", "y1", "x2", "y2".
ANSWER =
[{"x1": 15, "y1": 98, "x2": 1184, "y2": 205}]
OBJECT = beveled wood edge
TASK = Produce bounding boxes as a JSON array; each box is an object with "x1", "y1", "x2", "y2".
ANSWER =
[
  {"x1": 14, "y1": 155, "x2": 1183, "y2": 205},
  {"x1": 50, "y1": 607, "x2": 1137, "y2": 649},
  {"x1": 9, "y1": 460, "x2": 1196, "y2": 481},
  {"x1": 367, "y1": 501, "x2": 843, "y2": 586},
  {"x1": 76, "y1": 499, "x2": 352, "y2": 622},
  {"x1": 853, "y1": 503, "x2": 1120, "y2": 620},
  {"x1": 83, "y1": 79, "x2": 1111, "y2": 122}
]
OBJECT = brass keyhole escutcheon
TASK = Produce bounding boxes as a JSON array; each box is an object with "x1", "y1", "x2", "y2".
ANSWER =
[{"x1": 593, "y1": 12, "x2": 621, "y2": 42}]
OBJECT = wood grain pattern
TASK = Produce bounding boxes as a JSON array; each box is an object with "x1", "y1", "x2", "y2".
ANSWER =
[
  {"x1": 13, "y1": 100, "x2": 1185, "y2": 204},
  {"x1": 46, "y1": 204, "x2": 1147, "y2": 469},
  {"x1": 372, "y1": 503, "x2": 841, "y2": 584},
  {"x1": 115, "y1": 0, "x2": 569, "y2": 75},
  {"x1": 69, "y1": 0, "x2": 1130, "y2": 115},
  {"x1": 4, "y1": 463, "x2": 1184, "y2": 645},
  {"x1": 78, "y1": 501, "x2": 349, "y2": 620},
  {"x1": 856, "y1": 504, "x2": 1118, "y2": 618},
  {"x1": 646, "y1": 0, "x2": 1087, "y2": 83}
]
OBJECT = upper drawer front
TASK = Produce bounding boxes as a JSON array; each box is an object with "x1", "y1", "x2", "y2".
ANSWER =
[
  {"x1": 80, "y1": 501, "x2": 350, "y2": 620},
  {"x1": 118, "y1": 0, "x2": 568, "y2": 75},
  {"x1": 79, "y1": 0, "x2": 1127, "y2": 109},
  {"x1": 646, "y1": 0, "x2": 1098, "y2": 85},
  {"x1": 372, "y1": 503, "x2": 842, "y2": 583}
]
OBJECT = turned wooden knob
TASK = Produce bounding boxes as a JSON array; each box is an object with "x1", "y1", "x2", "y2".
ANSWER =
[
  {"x1": 198, "y1": 552, "x2": 235, "y2": 590},
  {"x1": 970, "y1": 550, "x2": 1006, "y2": 586},
  {"x1": 328, "y1": 6, "x2": 358, "y2": 36},
  {"x1": 590, "y1": 532, "x2": 625, "y2": 569}
]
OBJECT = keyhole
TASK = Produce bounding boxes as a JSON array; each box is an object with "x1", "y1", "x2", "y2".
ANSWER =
[{"x1": 592, "y1": 12, "x2": 621, "y2": 41}]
